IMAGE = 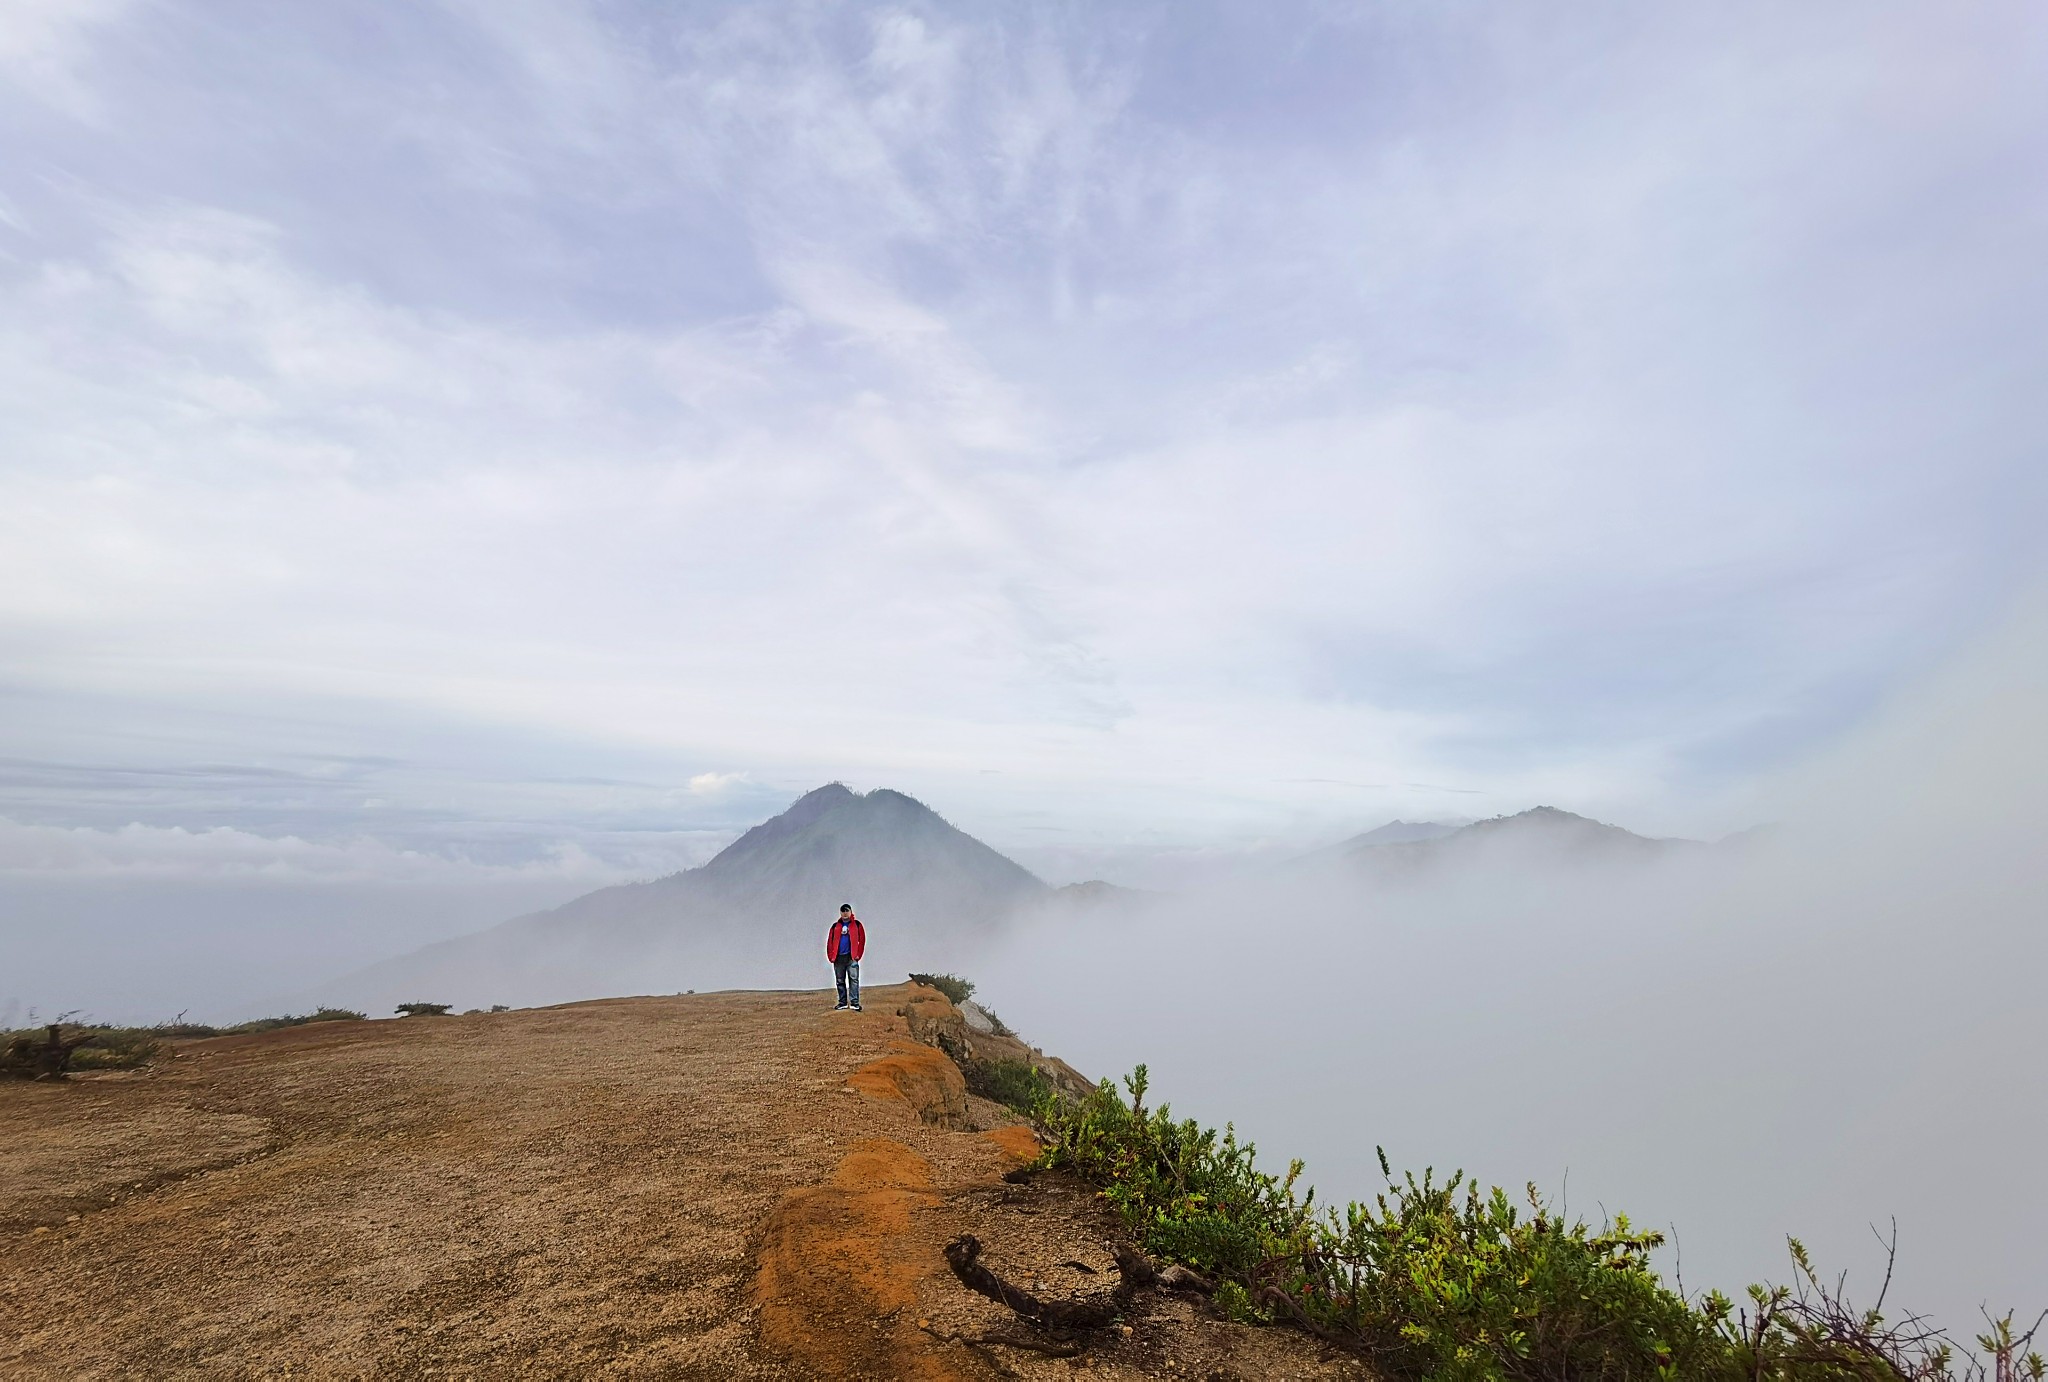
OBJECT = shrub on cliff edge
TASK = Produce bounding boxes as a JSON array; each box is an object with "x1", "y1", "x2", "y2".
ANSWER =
[
  {"x1": 1033, "y1": 1065, "x2": 2044, "y2": 1381},
  {"x1": 964, "y1": 1057, "x2": 1050, "y2": 1113},
  {"x1": 908, "y1": 973, "x2": 975, "y2": 1005}
]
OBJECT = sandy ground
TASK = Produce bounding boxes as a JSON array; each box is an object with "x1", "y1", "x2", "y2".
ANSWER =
[{"x1": 0, "y1": 985, "x2": 1371, "y2": 1380}]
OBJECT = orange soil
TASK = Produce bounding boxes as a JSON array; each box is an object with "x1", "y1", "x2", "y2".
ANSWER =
[
  {"x1": 978, "y1": 1126, "x2": 1041, "y2": 1162},
  {"x1": 845, "y1": 1042, "x2": 970, "y2": 1128},
  {"x1": 752, "y1": 1138, "x2": 959, "y2": 1381}
]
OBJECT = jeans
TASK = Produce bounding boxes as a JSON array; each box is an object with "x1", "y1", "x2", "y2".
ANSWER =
[{"x1": 834, "y1": 956, "x2": 861, "y2": 1008}]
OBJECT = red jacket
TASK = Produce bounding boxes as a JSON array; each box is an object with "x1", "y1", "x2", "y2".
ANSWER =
[{"x1": 826, "y1": 915, "x2": 866, "y2": 963}]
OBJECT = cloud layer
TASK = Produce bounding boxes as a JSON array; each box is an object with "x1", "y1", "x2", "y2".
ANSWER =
[
  {"x1": 0, "y1": 815, "x2": 711, "y2": 883},
  {"x1": 3, "y1": 2, "x2": 2043, "y2": 864}
]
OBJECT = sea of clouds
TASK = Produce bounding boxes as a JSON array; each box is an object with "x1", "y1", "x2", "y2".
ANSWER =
[{"x1": 977, "y1": 592, "x2": 2048, "y2": 1344}]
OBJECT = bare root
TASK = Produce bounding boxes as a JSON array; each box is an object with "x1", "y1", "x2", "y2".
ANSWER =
[{"x1": 942, "y1": 1233, "x2": 1156, "y2": 1333}]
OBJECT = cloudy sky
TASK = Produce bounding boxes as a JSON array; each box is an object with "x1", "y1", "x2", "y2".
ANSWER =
[{"x1": 3, "y1": 1, "x2": 2045, "y2": 991}]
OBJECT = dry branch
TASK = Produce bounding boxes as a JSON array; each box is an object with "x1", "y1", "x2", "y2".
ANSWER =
[{"x1": 942, "y1": 1234, "x2": 1156, "y2": 1333}]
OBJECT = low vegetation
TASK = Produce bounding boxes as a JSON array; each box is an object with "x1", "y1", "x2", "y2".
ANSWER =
[
  {"x1": 394, "y1": 1002, "x2": 453, "y2": 1017},
  {"x1": 963, "y1": 1056, "x2": 1051, "y2": 1113},
  {"x1": 66, "y1": 1026, "x2": 167, "y2": 1072},
  {"x1": 908, "y1": 972, "x2": 975, "y2": 1005},
  {"x1": 1, "y1": 1024, "x2": 101, "y2": 1079},
  {"x1": 185, "y1": 1008, "x2": 369, "y2": 1037},
  {"x1": 1032, "y1": 1065, "x2": 2044, "y2": 1381},
  {"x1": 2, "y1": 1007, "x2": 370, "y2": 1078}
]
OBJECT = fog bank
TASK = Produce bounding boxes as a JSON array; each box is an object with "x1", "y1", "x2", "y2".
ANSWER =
[
  {"x1": 0, "y1": 877, "x2": 601, "y2": 1027},
  {"x1": 976, "y1": 595, "x2": 2048, "y2": 1336}
]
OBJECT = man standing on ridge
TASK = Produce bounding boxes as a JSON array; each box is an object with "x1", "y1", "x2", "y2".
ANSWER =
[{"x1": 827, "y1": 903, "x2": 865, "y2": 1012}]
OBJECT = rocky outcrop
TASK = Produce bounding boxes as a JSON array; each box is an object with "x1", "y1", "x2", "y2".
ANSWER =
[{"x1": 897, "y1": 986, "x2": 1091, "y2": 1101}]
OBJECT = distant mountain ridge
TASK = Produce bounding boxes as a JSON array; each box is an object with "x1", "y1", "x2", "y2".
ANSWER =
[
  {"x1": 320, "y1": 784, "x2": 1049, "y2": 1012},
  {"x1": 1343, "y1": 819, "x2": 1463, "y2": 848},
  {"x1": 1336, "y1": 805, "x2": 1699, "y2": 872},
  {"x1": 321, "y1": 792, "x2": 1710, "y2": 1012}
]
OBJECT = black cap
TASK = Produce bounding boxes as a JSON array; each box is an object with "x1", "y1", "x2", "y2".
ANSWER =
[{"x1": 840, "y1": 903, "x2": 853, "y2": 913}]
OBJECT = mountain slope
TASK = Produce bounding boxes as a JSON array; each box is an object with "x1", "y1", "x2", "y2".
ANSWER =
[{"x1": 320, "y1": 785, "x2": 1048, "y2": 1012}]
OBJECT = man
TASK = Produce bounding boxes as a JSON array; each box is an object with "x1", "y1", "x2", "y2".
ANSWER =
[{"x1": 826, "y1": 903, "x2": 865, "y2": 1011}]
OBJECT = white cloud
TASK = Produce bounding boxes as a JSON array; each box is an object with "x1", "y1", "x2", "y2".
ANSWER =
[
  {"x1": 0, "y1": 817, "x2": 600, "y2": 882},
  {"x1": 0, "y1": 0, "x2": 2041, "y2": 851},
  {"x1": 0, "y1": 0, "x2": 129, "y2": 118},
  {"x1": 0, "y1": 814, "x2": 536, "y2": 880},
  {"x1": 0, "y1": 811, "x2": 742, "y2": 884}
]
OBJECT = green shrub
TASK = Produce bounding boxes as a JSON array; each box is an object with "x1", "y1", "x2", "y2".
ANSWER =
[
  {"x1": 6, "y1": 1023, "x2": 163, "y2": 1073},
  {"x1": 395, "y1": 1002, "x2": 452, "y2": 1017},
  {"x1": 68, "y1": 1028, "x2": 164, "y2": 1070},
  {"x1": 1035, "y1": 1066, "x2": 1305, "y2": 1284},
  {"x1": 965, "y1": 1057, "x2": 1050, "y2": 1113},
  {"x1": 153, "y1": 1018, "x2": 225, "y2": 1038},
  {"x1": 908, "y1": 972, "x2": 975, "y2": 1004},
  {"x1": 224, "y1": 1008, "x2": 367, "y2": 1035},
  {"x1": 2, "y1": 1023, "x2": 103, "y2": 1078},
  {"x1": 1212, "y1": 1278, "x2": 1258, "y2": 1323},
  {"x1": 5, "y1": 1006, "x2": 373, "y2": 1074},
  {"x1": 1033, "y1": 1065, "x2": 2045, "y2": 1381},
  {"x1": 1330, "y1": 1157, "x2": 1712, "y2": 1379}
]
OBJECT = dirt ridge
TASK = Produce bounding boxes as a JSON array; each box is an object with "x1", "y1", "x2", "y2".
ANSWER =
[{"x1": 1, "y1": 982, "x2": 1368, "y2": 1379}]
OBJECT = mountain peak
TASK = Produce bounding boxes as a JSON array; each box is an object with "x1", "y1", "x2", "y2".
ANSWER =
[
  {"x1": 695, "y1": 783, "x2": 1044, "y2": 904},
  {"x1": 327, "y1": 784, "x2": 1049, "y2": 1009},
  {"x1": 781, "y1": 781, "x2": 857, "y2": 821}
]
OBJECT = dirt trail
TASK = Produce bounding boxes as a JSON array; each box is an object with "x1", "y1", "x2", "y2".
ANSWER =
[{"x1": 1, "y1": 985, "x2": 1370, "y2": 1380}]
